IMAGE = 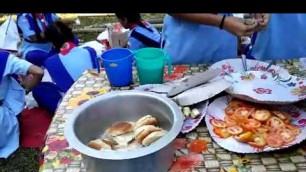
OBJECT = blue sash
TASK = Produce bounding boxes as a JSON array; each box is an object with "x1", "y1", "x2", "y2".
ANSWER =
[
  {"x1": 45, "y1": 54, "x2": 74, "y2": 93},
  {"x1": 83, "y1": 46, "x2": 98, "y2": 69},
  {"x1": 45, "y1": 47, "x2": 98, "y2": 93},
  {"x1": 130, "y1": 26, "x2": 162, "y2": 48},
  {"x1": 0, "y1": 51, "x2": 9, "y2": 84}
]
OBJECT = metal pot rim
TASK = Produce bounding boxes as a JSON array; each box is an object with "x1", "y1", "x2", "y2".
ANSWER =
[{"x1": 64, "y1": 90, "x2": 184, "y2": 160}]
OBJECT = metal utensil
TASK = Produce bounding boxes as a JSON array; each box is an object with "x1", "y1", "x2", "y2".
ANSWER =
[
  {"x1": 265, "y1": 60, "x2": 275, "y2": 72},
  {"x1": 167, "y1": 68, "x2": 221, "y2": 97},
  {"x1": 172, "y1": 79, "x2": 231, "y2": 106},
  {"x1": 241, "y1": 54, "x2": 248, "y2": 73},
  {"x1": 65, "y1": 90, "x2": 184, "y2": 172}
]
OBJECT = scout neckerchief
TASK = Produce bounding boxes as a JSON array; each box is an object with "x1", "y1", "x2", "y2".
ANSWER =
[
  {"x1": 60, "y1": 42, "x2": 77, "y2": 55},
  {"x1": 35, "y1": 13, "x2": 47, "y2": 31}
]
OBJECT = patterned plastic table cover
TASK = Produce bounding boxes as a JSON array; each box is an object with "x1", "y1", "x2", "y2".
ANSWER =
[{"x1": 40, "y1": 59, "x2": 306, "y2": 172}]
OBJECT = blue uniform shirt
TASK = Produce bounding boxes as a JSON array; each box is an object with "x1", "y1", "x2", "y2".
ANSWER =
[
  {"x1": 45, "y1": 46, "x2": 97, "y2": 93},
  {"x1": 162, "y1": 14, "x2": 238, "y2": 65},
  {"x1": 252, "y1": 14, "x2": 306, "y2": 60},
  {"x1": 128, "y1": 22, "x2": 162, "y2": 50},
  {"x1": 59, "y1": 47, "x2": 96, "y2": 80},
  {"x1": 0, "y1": 54, "x2": 32, "y2": 158},
  {"x1": 17, "y1": 13, "x2": 59, "y2": 58}
]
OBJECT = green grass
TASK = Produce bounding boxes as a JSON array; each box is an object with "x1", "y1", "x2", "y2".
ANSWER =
[
  {"x1": 0, "y1": 13, "x2": 165, "y2": 43},
  {"x1": 75, "y1": 13, "x2": 165, "y2": 42},
  {"x1": 76, "y1": 13, "x2": 165, "y2": 27},
  {"x1": 0, "y1": 148, "x2": 39, "y2": 172}
]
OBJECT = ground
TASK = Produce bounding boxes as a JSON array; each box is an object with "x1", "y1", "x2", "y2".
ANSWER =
[
  {"x1": 0, "y1": 13, "x2": 165, "y2": 172},
  {"x1": 0, "y1": 148, "x2": 39, "y2": 172}
]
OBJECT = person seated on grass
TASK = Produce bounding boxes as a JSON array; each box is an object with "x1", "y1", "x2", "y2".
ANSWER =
[
  {"x1": 17, "y1": 13, "x2": 79, "y2": 67},
  {"x1": 115, "y1": 12, "x2": 163, "y2": 50},
  {"x1": 0, "y1": 50, "x2": 43, "y2": 158},
  {"x1": 31, "y1": 21, "x2": 98, "y2": 114},
  {"x1": 17, "y1": 13, "x2": 60, "y2": 67}
]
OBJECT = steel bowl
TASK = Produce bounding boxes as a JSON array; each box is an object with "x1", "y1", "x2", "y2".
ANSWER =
[{"x1": 65, "y1": 90, "x2": 184, "y2": 172}]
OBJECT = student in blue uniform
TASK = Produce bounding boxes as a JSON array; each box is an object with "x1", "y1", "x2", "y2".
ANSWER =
[
  {"x1": 0, "y1": 50, "x2": 43, "y2": 158},
  {"x1": 115, "y1": 13, "x2": 163, "y2": 50},
  {"x1": 31, "y1": 21, "x2": 98, "y2": 113},
  {"x1": 17, "y1": 13, "x2": 59, "y2": 67},
  {"x1": 162, "y1": 13, "x2": 259, "y2": 64},
  {"x1": 251, "y1": 13, "x2": 306, "y2": 60}
]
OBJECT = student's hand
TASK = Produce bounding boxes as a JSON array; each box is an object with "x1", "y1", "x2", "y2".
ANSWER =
[
  {"x1": 20, "y1": 74, "x2": 34, "y2": 90},
  {"x1": 223, "y1": 16, "x2": 258, "y2": 37},
  {"x1": 254, "y1": 13, "x2": 270, "y2": 31},
  {"x1": 23, "y1": 65, "x2": 44, "y2": 90}
]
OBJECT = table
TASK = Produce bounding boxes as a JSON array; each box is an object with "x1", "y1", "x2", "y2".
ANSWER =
[{"x1": 40, "y1": 59, "x2": 306, "y2": 172}]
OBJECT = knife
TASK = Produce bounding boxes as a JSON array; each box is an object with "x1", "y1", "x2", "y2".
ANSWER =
[
  {"x1": 167, "y1": 68, "x2": 221, "y2": 97},
  {"x1": 172, "y1": 79, "x2": 231, "y2": 106}
]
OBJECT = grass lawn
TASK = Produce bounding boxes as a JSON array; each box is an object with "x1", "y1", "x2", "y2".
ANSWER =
[
  {"x1": 0, "y1": 148, "x2": 39, "y2": 172},
  {"x1": 0, "y1": 13, "x2": 165, "y2": 172},
  {"x1": 75, "y1": 13, "x2": 165, "y2": 42}
]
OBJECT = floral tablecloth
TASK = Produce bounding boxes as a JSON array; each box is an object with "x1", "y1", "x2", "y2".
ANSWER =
[{"x1": 40, "y1": 59, "x2": 306, "y2": 172}]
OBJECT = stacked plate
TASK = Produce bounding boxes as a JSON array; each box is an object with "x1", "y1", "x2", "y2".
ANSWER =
[{"x1": 210, "y1": 58, "x2": 306, "y2": 104}]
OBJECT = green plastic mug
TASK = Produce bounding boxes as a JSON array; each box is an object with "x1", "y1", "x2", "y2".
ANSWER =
[{"x1": 134, "y1": 48, "x2": 172, "y2": 85}]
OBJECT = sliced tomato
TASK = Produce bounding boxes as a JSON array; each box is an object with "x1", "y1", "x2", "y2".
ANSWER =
[
  {"x1": 210, "y1": 119, "x2": 227, "y2": 128},
  {"x1": 241, "y1": 119, "x2": 261, "y2": 131},
  {"x1": 272, "y1": 111, "x2": 292, "y2": 123},
  {"x1": 285, "y1": 124, "x2": 301, "y2": 136},
  {"x1": 248, "y1": 134, "x2": 266, "y2": 149},
  {"x1": 277, "y1": 129, "x2": 296, "y2": 143},
  {"x1": 266, "y1": 134, "x2": 284, "y2": 148},
  {"x1": 228, "y1": 99, "x2": 245, "y2": 107},
  {"x1": 213, "y1": 127, "x2": 231, "y2": 138},
  {"x1": 224, "y1": 116, "x2": 237, "y2": 127},
  {"x1": 225, "y1": 107, "x2": 236, "y2": 116},
  {"x1": 233, "y1": 107, "x2": 254, "y2": 122},
  {"x1": 226, "y1": 126, "x2": 243, "y2": 135},
  {"x1": 173, "y1": 66, "x2": 188, "y2": 73},
  {"x1": 251, "y1": 109, "x2": 271, "y2": 122},
  {"x1": 253, "y1": 125, "x2": 269, "y2": 134},
  {"x1": 164, "y1": 73, "x2": 183, "y2": 82},
  {"x1": 228, "y1": 99, "x2": 251, "y2": 108},
  {"x1": 234, "y1": 131, "x2": 253, "y2": 143},
  {"x1": 266, "y1": 117, "x2": 285, "y2": 129}
]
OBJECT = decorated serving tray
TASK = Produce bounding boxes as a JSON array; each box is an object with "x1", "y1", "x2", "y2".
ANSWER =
[
  {"x1": 205, "y1": 95, "x2": 306, "y2": 153},
  {"x1": 223, "y1": 70, "x2": 306, "y2": 104},
  {"x1": 209, "y1": 58, "x2": 290, "y2": 77}
]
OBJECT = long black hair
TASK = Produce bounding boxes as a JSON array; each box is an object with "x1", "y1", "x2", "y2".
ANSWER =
[
  {"x1": 115, "y1": 12, "x2": 146, "y2": 28},
  {"x1": 44, "y1": 21, "x2": 75, "y2": 51}
]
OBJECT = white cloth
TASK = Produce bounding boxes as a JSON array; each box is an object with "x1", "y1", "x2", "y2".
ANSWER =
[
  {"x1": 0, "y1": 17, "x2": 21, "y2": 51},
  {"x1": 79, "y1": 41, "x2": 105, "y2": 57}
]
